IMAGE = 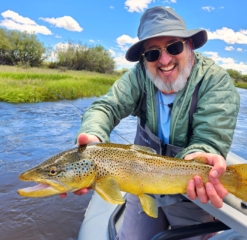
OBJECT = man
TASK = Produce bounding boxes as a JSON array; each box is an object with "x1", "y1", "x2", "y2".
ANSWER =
[{"x1": 61, "y1": 6, "x2": 240, "y2": 240}]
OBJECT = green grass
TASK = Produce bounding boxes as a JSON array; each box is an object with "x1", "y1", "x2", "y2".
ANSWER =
[
  {"x1": 0, "y1": 65, "x2": 246, "y2": 103},
  {"x1": 0, "y1": 66, "x2": 120, "y2": 103},
  {"x1": 234, "y1": 82, "x2": 247, "y2": 90},
  {"x1": 0, "y1": 72, "x2": 70, "y2": 80}
]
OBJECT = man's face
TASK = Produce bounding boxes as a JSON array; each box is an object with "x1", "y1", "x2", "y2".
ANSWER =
[{"x1": 143, "y1": 36, "x2": 193, "y2": 93}]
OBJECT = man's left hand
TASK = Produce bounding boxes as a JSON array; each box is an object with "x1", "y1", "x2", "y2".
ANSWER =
[{"x1": 184, "y1": 152, "x2": 228, "y2": 208}]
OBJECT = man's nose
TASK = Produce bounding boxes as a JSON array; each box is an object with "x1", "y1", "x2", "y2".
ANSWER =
[{"x1": 159, "y1": 49, "x2": 172, "y2": 65}]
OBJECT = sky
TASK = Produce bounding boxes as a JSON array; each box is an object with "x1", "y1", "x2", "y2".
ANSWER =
[{"x1": 0, "y1": 0, "x2": 247, "y2": 73}]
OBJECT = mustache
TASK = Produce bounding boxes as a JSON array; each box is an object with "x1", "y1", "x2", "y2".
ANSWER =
[{"x1": 156, "y1": 60, "x2": 177, "y2": 68}]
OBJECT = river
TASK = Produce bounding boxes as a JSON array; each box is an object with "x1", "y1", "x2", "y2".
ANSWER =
[{"x1": 0, "y1": 88, "x2": 246, "y2": 240}]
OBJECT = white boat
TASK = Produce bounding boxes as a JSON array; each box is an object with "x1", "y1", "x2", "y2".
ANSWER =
[{"x1": 78, "y1": 151, "x2": 247, "y2": 240}]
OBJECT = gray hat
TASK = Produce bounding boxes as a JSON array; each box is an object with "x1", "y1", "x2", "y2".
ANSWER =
[{"x1": 125, "y1": 6, "x2": 207, "y2": 62}]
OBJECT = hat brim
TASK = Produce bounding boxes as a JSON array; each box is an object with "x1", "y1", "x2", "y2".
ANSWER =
[{"x1": 125, "y1": 29, "x2": 207, "y2": 62}]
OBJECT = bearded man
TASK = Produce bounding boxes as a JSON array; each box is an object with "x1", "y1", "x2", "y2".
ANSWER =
[{"x1": 62, "y1": 6, "x2": 240, "y2": 240}]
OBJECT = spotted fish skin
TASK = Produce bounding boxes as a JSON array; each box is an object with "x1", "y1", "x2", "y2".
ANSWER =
[
  {"x1": 84, "y1": 143, "x2": 212, "y2": 195},
  {"x1": 18, "y1": 143, "x2": 247, "y2": 218}
]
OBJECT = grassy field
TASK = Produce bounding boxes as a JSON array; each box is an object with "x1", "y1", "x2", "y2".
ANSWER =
[
  {"x1": 0, "y1": 65, "x2": 246, "y2": 103},
  {"x1": 0, "y1": 65, "x2": 122, "y2": 103},
  {"x1": 234, "y1": 81, "x2": 247, "y2": 90}
]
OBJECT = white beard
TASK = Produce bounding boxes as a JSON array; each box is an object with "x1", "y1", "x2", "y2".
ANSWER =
[{"x1": 145, "y1": 55, "x2": 193, "y2": 93}]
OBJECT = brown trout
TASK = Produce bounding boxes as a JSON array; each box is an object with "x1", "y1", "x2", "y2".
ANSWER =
[{"x1": 18, "y1": 143, "x2": 247, "y2": 218}]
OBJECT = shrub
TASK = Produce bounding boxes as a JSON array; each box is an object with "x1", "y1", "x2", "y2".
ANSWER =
[
  {"x1": 0, "y1": 28, "x2": 46, "y2": 67},
  {"x1": 52, "y1": 41, "x2": 115, "y2": 74}
]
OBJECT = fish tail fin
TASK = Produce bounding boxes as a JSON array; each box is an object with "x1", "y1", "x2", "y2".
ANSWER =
[{"x1": 222, "y1": 164, "x2": 247, "y2": 202}]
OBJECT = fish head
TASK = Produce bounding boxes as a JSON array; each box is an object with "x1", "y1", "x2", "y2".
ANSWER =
[{"x1": 18, "y1": 147, "x2": 96, "y2": 198}]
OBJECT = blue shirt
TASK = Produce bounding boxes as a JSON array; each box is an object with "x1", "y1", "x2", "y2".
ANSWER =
[{"x1": 156, "y1": 91, "x2": 176, "y2": 145}]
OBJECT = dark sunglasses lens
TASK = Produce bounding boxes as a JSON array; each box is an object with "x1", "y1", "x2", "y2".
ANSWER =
[
  {"x1": 144, "y1": 49, "x2": 160, "y2": 62},
  {"x1": 167, "y1": 41, "x2": 184, "y2": 55}
]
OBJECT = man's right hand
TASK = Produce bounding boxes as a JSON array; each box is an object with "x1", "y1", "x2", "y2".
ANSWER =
[{"x1": 60, "y1": 133, "x2": 100, "y2": 198}]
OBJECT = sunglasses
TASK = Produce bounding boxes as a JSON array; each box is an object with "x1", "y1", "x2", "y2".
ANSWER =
[{"x1": 142, "y1": 40, "x2": 187, "y2": 62}]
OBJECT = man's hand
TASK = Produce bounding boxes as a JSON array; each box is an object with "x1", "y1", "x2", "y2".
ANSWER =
[
  {"x1": 77, "y1": 133, "x2": 101, "y2": 146},
  {"x1": 184, "y1": 152, "x2": 228, "y2": 208},
  {"x1": 60, "y1": 133, "x2": 100, "y2": 198}
]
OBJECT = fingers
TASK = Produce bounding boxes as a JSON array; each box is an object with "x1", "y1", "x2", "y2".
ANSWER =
[
  {"x1": 206, "y1": 154, "x2": 227, "y2": 201},
  {"x1": 184, "y1": 152, "x2": 202, "y2": 160},
  {"x1": 59, "y1": 187, "x2": 91, "y2": 198},
  {"x1": 77, "y1": 133, "x2": 100, "y2": 146},
  {"x1": 209, "y1": 177, "x2": 228, "y2": 199},
  {"x1": 73, "y1": 187, "x2": 91, "y2": 195},
  {"x1": 187, "y1": 176, "x2": 226, "y2": 208},
  {"x1": 187, "y1": 179, "x2": 197, "y2": 200},
  {"x1": 194, "y1": 176, "x2": 209, "y2": 204},
  {"x1": 205, "y1": 183, "x2": 223, "y2": 208},
  {"x1": 209, "y1": 157, "x2": 226, "y2": 180},
  {"x1": 60, "y1": 193, "x2": 67, "y2": 198},
  {"x1": 187, "y1": 176, "x2": 208, "y2": 204}
]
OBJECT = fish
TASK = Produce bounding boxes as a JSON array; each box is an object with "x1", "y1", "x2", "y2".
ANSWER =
[{"x1": 18, "y1": 143, "x2": 247, "y2": 218}]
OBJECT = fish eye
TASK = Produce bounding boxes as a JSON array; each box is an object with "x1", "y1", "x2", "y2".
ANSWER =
[{"x1": 49, "y1": 166, "x2": 58, "y2": 176}]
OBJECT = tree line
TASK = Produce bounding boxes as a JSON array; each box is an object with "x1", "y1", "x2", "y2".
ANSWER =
[
  {"x1": 0, "y1": 28, "x2": 115, "y2": 74},
  {"x1": 226, "y1": 69, "x2": 247, "y2": 83}
]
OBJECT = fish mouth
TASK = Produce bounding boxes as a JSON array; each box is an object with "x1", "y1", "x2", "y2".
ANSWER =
[{"x1": 17, "y1": 178, "x2": 70, "y2": 198}]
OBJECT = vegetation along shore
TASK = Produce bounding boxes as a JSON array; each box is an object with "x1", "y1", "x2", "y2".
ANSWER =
[
  {"x1": 0, "y1": 65, "x2": 124, "y2": 103},
  {"x1": 0, "y1": 65, "x2": 246, "y2": 103}
]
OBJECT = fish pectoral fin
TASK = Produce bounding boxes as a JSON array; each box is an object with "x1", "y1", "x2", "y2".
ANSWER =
[
  {"x1": 131, "y1": 145, "x2": 157, "y2": 154},
  {"x1": 138, "y1": 194, "x2": 158, "y2": 218},
  {"x1": 93, "y1": 177, "x2": 125, "y2": 205}
]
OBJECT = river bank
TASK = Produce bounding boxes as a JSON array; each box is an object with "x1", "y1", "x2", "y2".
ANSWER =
[
  {"x1": 0, "y1": 65, "x2": 246, "y2": 103},
  {"x1": 0, "y1": 65, "x2": 121, "y2": 103}
]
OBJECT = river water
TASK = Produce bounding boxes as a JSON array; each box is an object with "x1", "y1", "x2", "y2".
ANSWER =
[{"x1": 0, "y1": 88, "x2": 246, "y2": 240}]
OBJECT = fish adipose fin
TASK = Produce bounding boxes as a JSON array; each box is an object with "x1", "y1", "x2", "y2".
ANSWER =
[
  {"x1": 138, "y1": 194, "x2": 158, "y2": 218},
  {"x1": 93, "y1": 177, "x2": 125, "y2": 205}
]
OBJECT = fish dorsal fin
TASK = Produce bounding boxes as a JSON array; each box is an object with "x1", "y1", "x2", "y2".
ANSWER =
[
  {"x1": 78, "y1": 144, "x2": 87, "y2": 153},
  {"x1": 138, "y1": 194, "x2": 158, "y2": 218},
  {"x1": 93, "y1": 177, "x2": 125, "y2": 205},
  {"x1": 193, "y1": 156, "x2": 208, "y2": 164},
  {"x1": 131, "y1": 145, "x2": 157, "y2": 154}
]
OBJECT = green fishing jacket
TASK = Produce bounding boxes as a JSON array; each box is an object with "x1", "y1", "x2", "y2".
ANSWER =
[{"x1": 77, "y1": 53, "x2": 240, "y2": 159}]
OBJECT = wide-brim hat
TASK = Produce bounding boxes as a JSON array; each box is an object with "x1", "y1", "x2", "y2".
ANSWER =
[{"x1": 125, "y1": 6, "x2": 207, "y2": 62}]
